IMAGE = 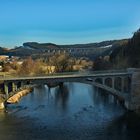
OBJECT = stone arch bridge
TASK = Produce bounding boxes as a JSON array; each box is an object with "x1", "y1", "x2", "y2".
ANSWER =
[{"x1": 0, "y1": 68, "x2": 140, "y2": 110}]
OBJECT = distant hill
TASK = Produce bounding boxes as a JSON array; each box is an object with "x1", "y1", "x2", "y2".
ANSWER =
[
  {"x1": 23, "y1": 42, "x2": 59, "y2": 50},
  {"x1": 0, "y1": 39, "x2": 128, "y2": 58},
  {"x1": 0, "y1": 47, "x2": 9, "y2": 55},
  {"x1": 1, "y1": 28, "x2": 140, "y2": 69},
  {"x1": 22, "y1": 40, "x2": 125, "y2": 49}
]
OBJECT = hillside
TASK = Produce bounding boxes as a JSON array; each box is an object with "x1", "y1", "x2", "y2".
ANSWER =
[
  {"x1": 110, "y1": 28, "x2": 140, "y2": 68},
  {"x1": 23, "y1": 42, "x2": 59, "y2": 49},
  {"x1": 0, "y1": 39, "x2": 128, "y2": 57},
  {"x1": 0, "y1": 47, "x2": 9, "y2": 55},
  {"x1": 22, "y1": 40, "x2": 125, "y2": 49}
]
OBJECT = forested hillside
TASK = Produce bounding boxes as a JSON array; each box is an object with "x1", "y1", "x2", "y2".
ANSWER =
[{"x1": 110, "y1": 29, "x2": 140, "y2": 68}]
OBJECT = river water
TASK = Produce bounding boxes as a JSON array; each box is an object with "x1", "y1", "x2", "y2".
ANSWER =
[{"x1": 0, "y1": 82, "x2": 140, "y2": 140}]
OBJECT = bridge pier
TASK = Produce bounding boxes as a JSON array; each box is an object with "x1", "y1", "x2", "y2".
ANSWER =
[
  {"x1": 4, "y1": 83, "x2": 9, "y2": 97},
  {"x1": 121, "y1": 77, "x2": 125, "y2": 93},
  {"x1": 0, "y1": 83, "x2": 9, "y2": 109},
  {"x1": 112, "y1": 77, "x2": 115, "y2": 89},
  {"x1": 102, "y1": 78, "x2": 105, "y2": 85},
  {"x1": 12, "y1": 82, "x2": 17, "y2": 92},
  {"x1": 1, "y1": 82, "x2": 22, "y2": 109},
  {"x1": 124, "y1": 68, "x2": 140, "y2": 110},
  {"x1": 4, "y1": 82, "x2": 18, "y2": 96}
]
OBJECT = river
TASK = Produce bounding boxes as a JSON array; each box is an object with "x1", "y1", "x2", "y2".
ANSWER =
[{"x1": 0, "y1": 82, "x2": 140, "y2": 140}]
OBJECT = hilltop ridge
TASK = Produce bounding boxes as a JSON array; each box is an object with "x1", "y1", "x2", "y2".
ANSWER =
[{"x1": 0, "y1": 39, "x2": 128, "y2": 57}]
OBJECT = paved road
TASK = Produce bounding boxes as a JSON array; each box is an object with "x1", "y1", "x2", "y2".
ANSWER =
[{"x1": 0, "y1": 71, "x2": 130, "y2": 81}]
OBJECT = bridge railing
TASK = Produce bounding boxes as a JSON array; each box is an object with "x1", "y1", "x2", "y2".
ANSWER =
[
  {"x1": 0, "y1": 71, "x2": 81, "y2": 79},
  {"x1": 88, "y1": 69, "x2": 127, "y2": 75},
  {"x1": 0, "y1": 72, "x2": 13, "y2": 78},
  {"x1": 0, "y1": 69, "x2": 129, "y2": 80}
]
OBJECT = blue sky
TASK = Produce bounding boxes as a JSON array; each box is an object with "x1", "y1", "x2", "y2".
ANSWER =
[{"x1": 0, "y1": 0, "x2": 140, "y2": 48}]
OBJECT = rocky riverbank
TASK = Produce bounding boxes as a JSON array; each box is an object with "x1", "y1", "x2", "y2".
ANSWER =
[
  {"x1": 7, "y1": 87, "x2": 33, "y2": 104},
  {"x1": 0, "y1": 94, "x2": 6, "y2": 109}
]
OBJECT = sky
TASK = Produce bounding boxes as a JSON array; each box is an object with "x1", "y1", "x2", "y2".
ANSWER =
[{"x1": 0, "y1": 0, "x2": 140, "y2": 48}]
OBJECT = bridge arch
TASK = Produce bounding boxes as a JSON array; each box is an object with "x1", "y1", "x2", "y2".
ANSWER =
[
  {"x1": 95, "y1": 78, "x2": 103, "y2": 84},
  {"x1": 104, "y1": 77, "x2": 112, "y2": 88}
]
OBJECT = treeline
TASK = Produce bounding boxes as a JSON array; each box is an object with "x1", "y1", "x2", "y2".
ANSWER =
[
  {"x1": 111, "y1": 28, "x2": 140, "y2": 68},
  {"x1": 2, "y1": 52, "x2": 93, "y2": 76},
  {"x1": 93, "y1": 28, "x2": 140, "y2": 70}
]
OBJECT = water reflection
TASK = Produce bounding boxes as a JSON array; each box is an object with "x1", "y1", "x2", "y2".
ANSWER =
[
  {"x1": 91, "y1": 86, "x2": 111, "y2": 106},
  {"x1": 54, "y1": 84, "x2": 69, "y2": 111},
  {"x1": 104, "y1": 112, "x2": 140, "y2": 140},
  {"x1": 0, "y1": 82, "x2": 140, "y2": 140},
  {"x1": 91, "y1": 86, "x2": 124, "y2": 108}
]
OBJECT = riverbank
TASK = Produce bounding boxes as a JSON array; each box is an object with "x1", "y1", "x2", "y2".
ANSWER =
[
  {"x1": 0, "y1": 94, "x2": 6, "y2": 109},
  {"x1": 7, "y1": 87, "x2": 33, "y2": 104}
]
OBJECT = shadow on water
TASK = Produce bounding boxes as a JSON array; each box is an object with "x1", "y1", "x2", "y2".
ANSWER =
[
  {"x1": 54, "y1": 84, "x2": 69, "y2": 111},
  {"x1": 104, "y1": 111, "x2": 140, "y2": 140}
]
